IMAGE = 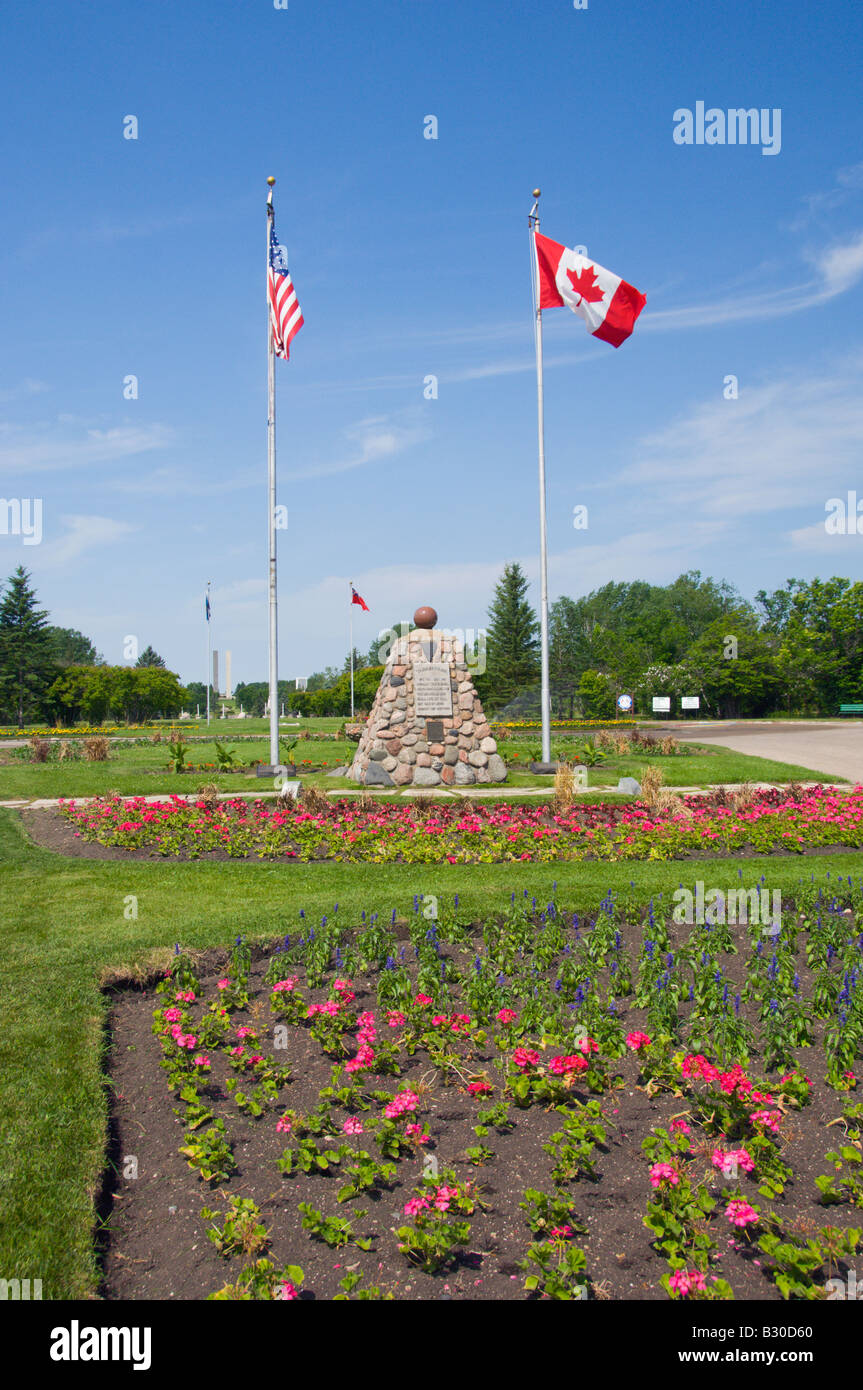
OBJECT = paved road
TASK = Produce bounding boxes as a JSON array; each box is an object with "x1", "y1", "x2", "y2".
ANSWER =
[{"x1": 669, "y1": 721, "x2": 863, "y2": 785}]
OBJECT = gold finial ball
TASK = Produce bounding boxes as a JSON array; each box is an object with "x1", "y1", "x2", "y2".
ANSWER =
[
  {"x1": 413, "y1": 606, "x2": 438, "y2": 630},
  {"x1": 267, "y1": 176, "x2": 276, "y2": 186},
  {"x1": 532, "y1": 188, "x2": 541, "y2": 199}
]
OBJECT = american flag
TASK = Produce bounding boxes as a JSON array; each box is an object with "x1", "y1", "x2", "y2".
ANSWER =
[{"x1": 268, "y1": 221, "x2": 303, "y2": 360}]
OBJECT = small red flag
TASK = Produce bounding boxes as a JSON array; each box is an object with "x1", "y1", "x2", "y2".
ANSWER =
[{"x1": 351, "y1": 586, "x2": 369, "y2": 611}]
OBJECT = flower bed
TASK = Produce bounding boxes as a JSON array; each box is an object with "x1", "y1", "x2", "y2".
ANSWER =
[
  {"x1": 102, "y1": 882, "x2": 863, "y2": 1300},
  {"x1": 59, "y1": 786, "x2": 863, "y2": 863}
]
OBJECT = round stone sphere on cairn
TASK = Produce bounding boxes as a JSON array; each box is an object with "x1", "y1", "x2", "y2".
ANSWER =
[{"x1": 347, "y1": 605, "x2": 507, "y2": 788}]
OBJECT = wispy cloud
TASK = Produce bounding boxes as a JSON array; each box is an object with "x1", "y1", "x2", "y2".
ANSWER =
[
  {"x1": 644, "y1": 230, "x2": 863, "y2": 331},
  {"x1": 285, "y1": 413, "x2": 429, "y2": 481},
  {"x1": 0, "y1": 379, "x2": 50, "y2": 406},
  {"x1": 621, "y1": 353, "x2": 863, "y2": 518},
  {"x1": 791, "y1": 161, "x2": 863, "y2": 230},
  {"x1": 34, "y1": 514, "x2": 138, "y2": 569},
  {"x1": 0, "y1": 420, "x2": 173, "y2": 475}
]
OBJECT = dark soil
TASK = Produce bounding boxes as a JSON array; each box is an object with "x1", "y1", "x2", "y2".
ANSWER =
[{"x1": 100, "y1": 924, "x2": 863, "y2": 1302}]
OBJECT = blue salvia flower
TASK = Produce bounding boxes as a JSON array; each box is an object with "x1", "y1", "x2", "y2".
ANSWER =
[
  {"x1": 615, "y1": 931, "x2": 622, "y2": 951},
  {"x1": 413, "y1": 895, "x2": 419, "y2": 913},
  {"x1": 645, "y1": 940, "x2": 655, "y2": 961},
  {"x1": 283, "y1": 935, "x2": 290, "y2": 950},
  {"x1": 554, "y1": 978, "x2": 562, "y2": 993},
  {"x1": 666, "y1": 952, "x2": 674, "y2": 968},
  {"x1": 734, "y1": 993, "x2": 741, "y2": 1015},
  {"x1": 399, "y1": 946, "x2": 406, "y2": 961},
  {"x1": 474, "y1": 956, "x2": 482, "y2": 976},
  {"x1": 723, "y1": 982, "x2": 729, "y2": 1006},
  {"x1": 793, "y1": 973, "x2": 800, "y2": 994},
  {"x1": 174, "y1": 943, "x2": 181, "y2": 955},
  {"x1": 496, "y1": 972, "x2": 506, "y2": 986},
  {"x1": 609, "y1": 1000, "x2": 617, "y2": 1015},
  {"x1": 335, "y1": 947, "x2": 343, "y2": 968},
  {"x1": 454, "y1": 894, "x2": 459, "y2": 908},
  {"x1": 574, "y1": 985, "x2": 584, "y2": 1005},
  {"x1": 714, "y1": 969, "x2": 722, "y2": 985},
  {"x1": 768, "y1": 953, "x2": 778, "y2": 981},
  {"x1": 385, "y1": 955, "x2": 396, "y2": 971},
  {"x1": 299, "y1": 910, "x2": 305, "y2": 920},
  {"x1": 769, "y1": 998, "x2": 779, "y2": 1015},
  {"x1": 392, "y1": 909, "x2": 397, "y2": 924}
]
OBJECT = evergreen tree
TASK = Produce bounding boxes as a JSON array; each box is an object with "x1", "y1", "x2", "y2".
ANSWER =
[
  {"x1": 135, "y1": 645, "x2": 166, "y2": 668},
  {"x1": 477, "y1": 562, "x2": 540, "y2": 712},
  {"x1": 0, "y1": 567, "x2": 53, "y2": 727}
]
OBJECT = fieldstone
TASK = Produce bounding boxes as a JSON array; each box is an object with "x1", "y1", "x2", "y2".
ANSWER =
[
  {"x1": 392, "y1": 764, "x2": 413, "y2": 785},
  {"x1": 440, "y1": 765, "x2": 455, "y2": 785},
  {"x1": 458, "y1": 693, "x2": 474, "y2": 710},
  {"x1": 382, "y1": 755, "x2": 397, "y2": 772},
  {"x1": 476, "y1": 766, "x2": 491, "y2": 783},
  {"x1": 385, "y1": 740, "x2": 402, "y2": 756},
  {"x1": 432, "y1": 758, "x2": 443, "y2": 771},
  {"x1": 487, "y1": 754, "x2": 508, "y2": 782},
  {"x1": 390, "y1": 711, "x2": 406, "y2": 724},
  {"x1": 392, "y1": 665, "x2": 407, "y2": 677},
  {"x1": 460, "y1": 722, "x2": 474, "y2": 736},
  {"x1": 327, "y1": 765, "x2": 349, "y2": 777},
  {"x1": 397, "y1": 748, "x2": 416, "y2": 764},
  {"x1": 390, "y1": 675, "x2": 405, "y2": 687},
  {"x1": 618, "y1": 776, "x2": 642, "y2": 794},
  {"x1": 369, "y1": 747, "x2": 387, "y2": 761},
  {"x1": 414, "y1": 740, "x2": 429, "y2": 754},
  {"x1": 394, "y1": 697, "x2": 407, "y2": 709},
  {"x1": 480, "y1": 736, "x2": 497, "y2": 754},
  {"x1": 453, "y1": 762, "x2": 476, "y2": 785},
  {"x1": 458, "y1": 749, "x2": 469, "y2": 762},
  {"x1": 365, "y1": 761, "x2": 394, "y2": 787},
  {"x1": 401, "y1": 733, "x2": 418, "y2": 746},
  {"x1": 443, "y1": 746, "x2": 458, "y2": 765},
  {"x1": 416, "y1": 753, "x2": 432, "y2": 767},
  {"x1": 429, "y1": 743, "x2": 444, "y2": 756},
  {"x1": 413, "y1": 766, "x2": 441, "y2": 787},
  {"x1": 474, "y1": 724, "x2": 491, "y2": 740},
  {"x1": 468, "y1": 749, "x2": 488, "y2": 768}
]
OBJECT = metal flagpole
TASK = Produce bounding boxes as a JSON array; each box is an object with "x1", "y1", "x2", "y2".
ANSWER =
[
  {"x1": 266, "y1": 177, "x2": 279, "y2": 768},
  {"x1": 529, "y1": 188, "x2": 552, "y2": 765},
  {"x1": 346, "y1": 581, "x2": 352, "y2": 722},
  {"x1": 206, "y1": 580, "x2": 212, "y2": 727}
]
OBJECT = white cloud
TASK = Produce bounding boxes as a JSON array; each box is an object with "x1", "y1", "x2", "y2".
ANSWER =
[
  {"x1": 0, "y1": 379, "x2": 50, "y2": 405},
  {"x1": 34, "y1": 514, "x2": 138, "y2": 569},
  {"x1": 0, "y1": 420, "x2": 172, "y2": 475},
  {"x1": 644, "y1": 230, "x2": 863, "y2": 331},
  {"x1": 285, "y1": 413, "x2": 430, "y2": 481},
  {"x1": 622, "y1": 356, "x2": 863, "y2": 519}
]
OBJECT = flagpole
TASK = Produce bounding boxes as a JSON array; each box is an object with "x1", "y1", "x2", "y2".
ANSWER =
[
  {"x1": 206, "y1": 580, "x2": 212, "y2": 727},
  {"x1": 346, "y1": 581, "x2": 352, "y2": 722},
  {"x1": 266, "y1": 176, "x2": 279, "y2": 768},
  {"x1": 529, "y1": 188, "x2": 552, "y2": 765}
]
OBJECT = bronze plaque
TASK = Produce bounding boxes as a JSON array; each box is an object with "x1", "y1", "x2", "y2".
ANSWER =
[{"x1": 426, "y1": 719, "x2": 444, "y2": 743}]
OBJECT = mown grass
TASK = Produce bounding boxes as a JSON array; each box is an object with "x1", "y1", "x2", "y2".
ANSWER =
[
  {"x1": 2, "y1": 804, "x2": 863, "y2": 1298},
  {"x1": 0, "y1": 738, "x2": 834, "y2": 801}
]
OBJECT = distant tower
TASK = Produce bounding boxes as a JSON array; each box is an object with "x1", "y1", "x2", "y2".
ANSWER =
[
  {"x1": 212, "y1": 649, "x2": 219, "y2": 696},
  {"x1": 225, "y1": 650, "x2": 232, "y2": 700}
]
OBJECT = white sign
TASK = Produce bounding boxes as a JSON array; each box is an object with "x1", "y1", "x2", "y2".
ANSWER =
[
  {"x1": 681, "y1": 696, "x2": 700, "y2": 710},
  {"x1": 617, "y1": 693, "x2": 633, "y2": 711},
  {"x1": 652, "y1": 696, "x2": 671, "y2": 712},
  {"x1": 414, "y1": 663, "x2": 454, "y2": 717}
]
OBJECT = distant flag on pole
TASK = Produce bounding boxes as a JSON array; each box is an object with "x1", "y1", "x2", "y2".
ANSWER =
[
  {"x1": 533, "y1": 231, "x2": 645, "y2": 347},
  {"x1": 205, "y1": 594, "x2": 211, "y2": 621},
  {"x1": 351, "y1": 586, "x2": 369, "y2": 612},
  {"x1": 268, "y1": 222, "x2": 304, "y2": 360}
]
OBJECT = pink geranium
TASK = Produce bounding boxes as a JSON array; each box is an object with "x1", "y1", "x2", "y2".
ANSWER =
[{"x1": 726, "y1": 1199, "x2": 758, "y2": 1228}]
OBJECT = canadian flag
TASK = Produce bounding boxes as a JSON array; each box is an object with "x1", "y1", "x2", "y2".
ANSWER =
[{"x1": 534, "y1": 231, "x2": 645, "y2": 347}]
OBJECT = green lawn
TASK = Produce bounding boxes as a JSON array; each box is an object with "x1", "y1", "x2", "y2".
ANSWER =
[
  {"x1": 0, "y1": 737, "x2": 834, "y2": 801},
  {"x1": 2, "y1": 804, "x2": 862, "y2": 1298}
]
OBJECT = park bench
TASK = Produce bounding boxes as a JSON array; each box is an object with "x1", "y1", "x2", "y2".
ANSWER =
[{"x1": 839, "y1": 704, "x2": 863, "y2": 715}]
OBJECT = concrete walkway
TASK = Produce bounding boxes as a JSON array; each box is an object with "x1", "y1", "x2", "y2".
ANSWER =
[{"x1": 669, "y1": 721, "x2": 863, "y2": 785}]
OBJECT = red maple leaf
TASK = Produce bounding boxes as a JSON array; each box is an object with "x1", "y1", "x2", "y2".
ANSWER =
[{"x1": 566, "y1": 263, "x2": 604, "y2": 304}]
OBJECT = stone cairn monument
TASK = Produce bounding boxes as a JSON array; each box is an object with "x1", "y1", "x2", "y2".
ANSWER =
[{"x1": 348, "y1": 606, "x2": 507, "y2": 788}]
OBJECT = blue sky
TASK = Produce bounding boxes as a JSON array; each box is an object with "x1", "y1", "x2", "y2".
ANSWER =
[{"x1": 2, "y1": 0, "x2": 863, "y2": 688}]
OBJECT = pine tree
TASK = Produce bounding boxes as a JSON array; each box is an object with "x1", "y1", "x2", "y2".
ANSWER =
[
  {"x1": 135, "y1": 645, "x2": 166, "y2": 668},
  {"x1": 478, "y1": 562, "x2": 540, "y2": 712},
  {"x1": 0, "y1": 567, "x2": 52, "y2": 728}
]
